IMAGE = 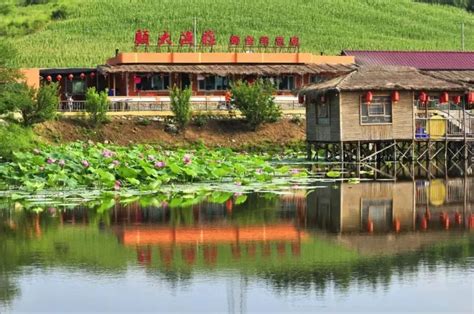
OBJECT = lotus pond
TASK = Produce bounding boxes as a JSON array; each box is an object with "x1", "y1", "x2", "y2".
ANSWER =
[
  {"x1": 0, "y1": 160, "x2": 473, "y2": 312},
  {"x1": 0, "y1": 142, "x2": 311, "y2": 192}
]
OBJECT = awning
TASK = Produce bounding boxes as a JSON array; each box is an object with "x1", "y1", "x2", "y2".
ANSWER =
[{"x1": 97, "y1": 63, "x2": 356, "y2": 76}]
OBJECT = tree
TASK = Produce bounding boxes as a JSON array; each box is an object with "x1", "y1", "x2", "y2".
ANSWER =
[
  {"x1": 230, "y1": 79, "x2": 281, "y2": 130},
  {"x1": 170, "y1": 84, "x2": 192, "y2": 131},
  {"x1": 0, "y1": 82, "x2": 58, "y2": 126},
  {"x1": 85, "y1": 87, "x2": 110, "y2": 127}
]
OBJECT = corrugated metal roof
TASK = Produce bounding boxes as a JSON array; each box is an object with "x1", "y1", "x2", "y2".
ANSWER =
[
  {"x1": 342, "y1": 50, "x2": 474, "y2": 70},
  {"x1": 97, "y1": 63, "x2": 356, "y2": 75}
]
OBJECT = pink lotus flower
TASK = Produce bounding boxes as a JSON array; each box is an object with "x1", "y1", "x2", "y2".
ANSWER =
[
  {"x1": 114, "y1": 180, "x2": 121, "y2": 191},
  {"x1": 112, "y1": 160, "x2": 120, "y2": 167},
  {"x1": 155, "y1": 161, "x2": 166, "y2": 168},
  {"x1": 183, "y1": 154, "x2": 192, "y2": 165},
  {"x1": 290, "y1": 169, "x2": 300, "y2": 174},
  {"x1": 81, "y1": 160, "x2": 90, "y2": 168},
  {"x1": 102, "y1": 149, "x2": 115, "y2": 158},
  {"x1": 234, "y1": 192, "x2": 243, "y2": 197},
  {"x1": 46, "y1": 157, "x2": 56, "y2": 164}
]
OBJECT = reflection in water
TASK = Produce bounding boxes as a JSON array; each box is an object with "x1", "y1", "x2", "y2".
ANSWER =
[{"x1": 0, "y1": 178, "x2": 473, "y2": 312}]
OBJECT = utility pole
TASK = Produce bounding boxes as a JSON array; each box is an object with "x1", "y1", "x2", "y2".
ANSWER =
[
  {"x1": 461, "y1": 22, "x2": 465, "y2": 51},
  {"x1": 193, "y1": 17, "x2": 197, "y2": 52}
]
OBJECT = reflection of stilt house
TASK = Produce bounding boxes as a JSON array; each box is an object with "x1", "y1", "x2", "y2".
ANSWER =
[
  {"x1": 299, "y1": 66, "x2": 474, "y2": 162},
  {"x1": 307, "y1": 178, "x2": 474, "y2": 234}
]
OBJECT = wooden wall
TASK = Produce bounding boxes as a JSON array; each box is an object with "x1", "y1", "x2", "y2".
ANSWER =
[
  {"x1": 341, "y1": 181, "x2": 414, "y2": 232},
  {"x1": 305, "y1": 92, "x2": 341, "y2": 142},
  {"x1": 340, "y1": 91, "x2": 414, "y2": 141}
]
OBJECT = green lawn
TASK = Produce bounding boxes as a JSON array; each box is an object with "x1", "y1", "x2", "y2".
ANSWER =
[{"x1": 3, "y1": 0, "x2": 474, "y2": 68}]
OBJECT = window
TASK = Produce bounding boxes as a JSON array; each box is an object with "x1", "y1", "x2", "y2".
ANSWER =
[
  {"x1": 277, "y1": 76, "x2": 295, "y2": 90},
  {"x1": 361, "y1": 199, "x2": 393, "y2": 232},
  {"x1": 198, "y1": 75, "x2": 229, "y2": 91},
  {"x1": 316, "y1": 102, "x2": 330, "y2": 125},
  {"x1": 360, "y1": 95, "x2": 392, "y2": 124},
  {"x1": 262, "y1": 76, "x2": 295, "y2": 91},
  {"x1": 66, "y1": 79, "x2": 86, "y2": 96},
  {"x1": 310, "y1": 75, "x2": 325, "y2": 84},
  {"x1": 135, "y1": 74, "x2": 170, "y2": 91}
]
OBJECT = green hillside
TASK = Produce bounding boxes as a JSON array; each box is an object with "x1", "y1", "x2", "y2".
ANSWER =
[{"x1": 3, "y1": 0, "x2": 474, "y2": 68}]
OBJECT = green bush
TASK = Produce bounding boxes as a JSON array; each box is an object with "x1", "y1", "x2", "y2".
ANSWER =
[
  {"x1": 416, "y1": 0, "x2": 474, "y2": 11},
  {"x1": 0, "y1": 123, "x2": 35, "y2": 161},
  {"x1": 20, "y1": 0, "x2": 51, "y2": 6},
  {"x1": 230, "y1": 79, "x2": 281, "y2": 131},
  {"x1": 0, "y1": 82, "x2": 58, "y2": 126},
  {"x1": 170, "y1": 85, "x2": 192, "y2": 131},
  {"x1": 0, "y1": 3, "x2": 13, "y2": 15},
  {"x1": 192, "y1": 113, "x2": 210, "y2": 127},
  {"x1": 85, "y1": 87, "x2": 110, "y2": 127},
  {"x1": 51, "y1": 5, "x2": 68, "y2": 20}
]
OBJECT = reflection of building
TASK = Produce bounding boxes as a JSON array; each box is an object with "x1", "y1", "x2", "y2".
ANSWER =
[
  {"x1": 106, "y1": 193, "x2": 309, "y2": 267},
  {"x1": 307, "y1": 177, "x2": 474, "y2": 234}
]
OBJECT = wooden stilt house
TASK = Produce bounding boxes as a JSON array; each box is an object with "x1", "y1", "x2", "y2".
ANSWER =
[{"x1": 299, "y1": 66, "x2": 473, "y2": 162}]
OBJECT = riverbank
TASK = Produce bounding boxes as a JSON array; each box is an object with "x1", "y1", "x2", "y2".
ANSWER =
[{"x1": 34, "y1": 117, "x2": 306, "y2": 149}]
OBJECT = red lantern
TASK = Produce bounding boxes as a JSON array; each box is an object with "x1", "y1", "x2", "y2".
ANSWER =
[
  {"x1": 420, "y1": 217, "x2": 428, "y2": 230},
  {"x1": 452, "y1": 95, "x2": 461, "y2": 105},
  {"x1": 298, "y1": 95, "x2": 305, "y2": 104},
  {"x1": 440, "y1": 92, "x2": 449, "y2": 104},
  {"x1": 391, "y1": 91, "x2": 400, "y2": 102},
  {"x1": 393, "y1": 218, "x2": 401, "y2": 233},
  {"x1": 46, "y1": 75, "x2": 52, "y2": 82},
  {"x1": 68, "y1": 74, "x2": 74, "y2": 81},
  {"x1": 56, "y1": 74, "x2": 62, "y2": 82},
  {"x1": 80, "y1": 73, "x2": 86, "y2": 80},
  {"x1": 418, "y1": 91, "x2": 427, "y2": 103},
  {"x1": 367, "y1": 219, "x2": 374, "y2": 233},
  {"x1": 90, "y1": 72, "x2": 96, "y2": 79},
  {"x1": 468, "y1": 92, "x2": 474, "y2": 104},
  {"x1": 365, "y1": 91, "x2": 373, "y2": 104}
]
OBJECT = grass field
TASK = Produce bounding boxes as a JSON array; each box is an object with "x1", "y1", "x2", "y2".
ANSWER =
[{"x1": 3, "y1": 0, "x2": 474, "y2": 68}]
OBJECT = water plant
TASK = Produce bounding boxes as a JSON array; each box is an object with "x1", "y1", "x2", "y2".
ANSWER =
[{"x1": 0, "y1": 142, "x2": 307, "y2": 191}]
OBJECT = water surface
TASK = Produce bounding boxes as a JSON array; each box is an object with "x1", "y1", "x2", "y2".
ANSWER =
[{"x1": 1, "y1": 178, "x2": 473, "y2": 313}]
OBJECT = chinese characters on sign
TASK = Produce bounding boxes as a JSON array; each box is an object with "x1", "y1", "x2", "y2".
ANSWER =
[{"x1": 133, "y1": 29, "x2": 300, "y2": 52}]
